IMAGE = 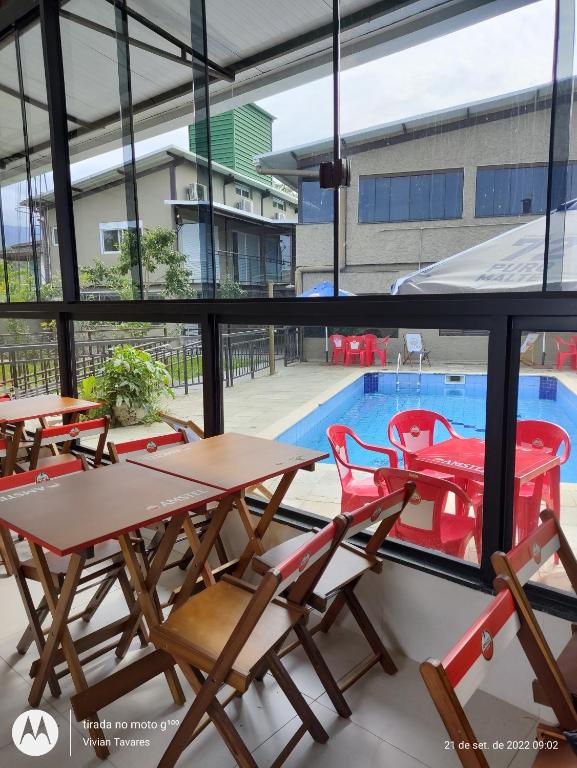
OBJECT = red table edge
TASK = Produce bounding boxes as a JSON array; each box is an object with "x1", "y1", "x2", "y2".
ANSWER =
[
  {"x1": 0, "y1": 399, "x2": 101, "y2": 425},
  {"x1": 412, "y1": 437, "x2": 561, "y2": 485},
  {"x1": 126, "y1": 451, "x2": 329, "y2": 493},
  {"x1": 0, "y1": 485, "x2": 228, "y2": 557}
]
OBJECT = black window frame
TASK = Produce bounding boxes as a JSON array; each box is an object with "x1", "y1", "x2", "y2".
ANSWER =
[{"x1": 1, "y1": 0, "x2": 577, "y2": 624}]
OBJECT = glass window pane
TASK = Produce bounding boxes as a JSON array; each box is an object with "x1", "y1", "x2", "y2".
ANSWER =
[
  {"x1": 389, "y1": 176, "x2": 410, "y2": 221},
  {"x1": 222, "y1": 323, "x2": 488, "y2": 567},
  {"x1": 409, "y1": 174, "x2": 431, "y2": 220},
  {"x1": 514, "y1": 329, "x2": 577, "y2": 591}
]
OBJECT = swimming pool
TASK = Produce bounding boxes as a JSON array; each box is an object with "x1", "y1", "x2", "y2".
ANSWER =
[{"x1": 277, "y1": 373, "x2": 577, "y2": 482}]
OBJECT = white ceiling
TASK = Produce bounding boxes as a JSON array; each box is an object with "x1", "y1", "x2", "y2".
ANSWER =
[{"x1": 0, "y1": 0, "x2": 537, "y2": 182}]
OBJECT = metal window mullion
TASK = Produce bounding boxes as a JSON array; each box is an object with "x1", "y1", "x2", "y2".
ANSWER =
[
  {"x1": 191, "y1": 0, "x2": 216, "y2": 299},
  {"x1": 201, "y1": 313, "x2": 223, "y2": 437},
  {"x1": 14, "y1": 28, "x2": 41, "y2": 301},
  {"x1": 0, "y1": 184, "x2": 10, "y2": 302},
  {"x1": 332, "y1": 0, "x2": 340, "y2": 297},
  {"x1": 542, "y1": 0, "x2": 575, "y2": 290},
  {"x1": 479, "y1": 318, "x2": 520, "y2": 585},
  {"x1": 39, "y1": 0, "x2": 80, "y2": 303},
  {"x1": 114, "y1": 0, "x2": 143, "y2": 300}
]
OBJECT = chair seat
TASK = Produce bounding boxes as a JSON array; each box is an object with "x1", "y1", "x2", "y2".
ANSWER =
[
  {"x1": 440, "y1": 514, "x2": 476, "y2": 547},
  {"x1": 532, "y1": 739, "x2": 576, "y2": 766},
  {"x1": 18, "y1": 453, "x2": 79, "y2": 472},
  {"x1": 21, "y1": 540, "x2": 122, "y2": 581},
  {"x1": 309, "y1": 544, "x2": 378, "y2": 612},
  {"x1": 150, "y1": 579, "x2": 304, "y2": 692},
  {"x1": 533, "y1": 630, "x2": 577, "y2": 708}
]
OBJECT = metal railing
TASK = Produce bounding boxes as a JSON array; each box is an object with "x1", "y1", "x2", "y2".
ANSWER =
[
  {"x1": 222, "y1": 326, "x2": 299, "y2": 387},
  {"x1": 0, "y1": 326, "x2": 300, "y2": 396}
]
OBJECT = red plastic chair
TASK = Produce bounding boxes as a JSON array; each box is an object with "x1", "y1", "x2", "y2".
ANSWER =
[
  {"x1": 344, "y1": 336, "x2": 365, "y2": 366},
  {"x1": 513, "y1": 419, "x2": 570, "y2": 545},
  {"x1": 327, "y1": 424, "x2": 397, "y2": 513},
  {"x1": 362, "y1": 334, "x2": 388, "y2": 366},
  {"x1": 554, "y1": 336, "x2": 577, "y2": 370},
  {"x1": 328, "y1": 334, "x2": 346, "y2": 364},
  {"x1": 375, "y1": 467, "x2": 479, "y2": 560},
  {"x1": 387, "y1": 409, "x2": 461, "y2": 469}
]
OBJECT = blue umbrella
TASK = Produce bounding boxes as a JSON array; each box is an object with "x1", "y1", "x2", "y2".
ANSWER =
[
  {"x1": 298, "y1": 281, "x2": 355, "y2": 298},
  {"x1": 298, "y1": 282, "x2": 355, "y2": 360}
]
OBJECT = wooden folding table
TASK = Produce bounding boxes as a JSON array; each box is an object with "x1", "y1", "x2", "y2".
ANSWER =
[
  {"x1": 0, "y1": 394, "x2": 100, "y2": 475},
  {"x1": 128, "y1": 432, "x2": 328, "y2": 594},
  {"x1": 0, "y1": 461, "x2": 228, "y2": 758}
]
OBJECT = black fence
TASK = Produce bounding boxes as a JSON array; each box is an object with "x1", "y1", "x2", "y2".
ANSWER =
[{"x1": 0, "y1": 326, "x2": 300, "y2": 396}]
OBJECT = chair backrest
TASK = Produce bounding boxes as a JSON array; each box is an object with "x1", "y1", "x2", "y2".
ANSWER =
[
  {"x1": 388, "y1": 409, "x2": 457, "y2": 457},
  {"x1": 108, "y1": 429, "x2": 189, "y2": 463},
  {"x1": 362, "y1": 333, "x2": 377, "y2": 349},
  {"x1": 346, "y1": 335, "x2": 364, "y2": 351},
  {"x1": 375, "y1": 467, "x2": 470, "y2": 539},
  {"x1": 405, "y1": 333, "x2": 423, "y2": 353},
  {"x1": 491, "y1": 513, "x2": 577, "y2": 731},
  {"x1": 421, "y1": 590, "x2": 520, "y2": 768},
  {"x1": 327, "y1": 424, "x2": 355, "y2": 486},
  {"x1": 346, "y1": 482, "x2": 415, "y2": 554},
  {"x1": 158, "y1": 411, "x2": 204, "y2": 442},
  {"x1": 492, "y1": 513, "x2": 567, "y2": 587},
  {"x1": 555, "y1": 335, "x2": 576, "y2": 351},
  {"x1": 329, "y1": 334, "x2": 345, "y2": 350},
  {"x1": 516, "y1": 419, "x2": 570, "y2": 464},
  {"x1": 29, "y1": 416, "x2": 109, "y2": 468},
  {"x1": 203, "y1": 515, "x2": 350, "y2": 688}
]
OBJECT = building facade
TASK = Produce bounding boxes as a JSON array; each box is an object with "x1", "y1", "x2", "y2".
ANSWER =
[
  {"x1": 258, "y1": 85, "x2": 575, "y2": 296},
  {"x1": 42, "y1": 105, "x2": 297, "y2": 298}
]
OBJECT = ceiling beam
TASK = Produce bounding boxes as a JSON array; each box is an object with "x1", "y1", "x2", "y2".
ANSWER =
[{"x1": 60, "y1": 10, "x2": 199, "y2": 72}]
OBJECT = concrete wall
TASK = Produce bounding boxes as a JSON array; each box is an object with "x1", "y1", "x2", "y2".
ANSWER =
[{"x1": 296, "y1": 106, "x2": 574, "y2": 294}]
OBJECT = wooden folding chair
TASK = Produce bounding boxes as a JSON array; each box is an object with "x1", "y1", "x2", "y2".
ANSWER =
[
  {"x1": 254, "y1": 481, "x2": 415, "y2": 693},
  {"x1": 23, "y1": 416, "x2": 109, "y2": 470},
  {"x1": 421, "y1": 586, "x2": 577, "y2": 767},
  {"x1": 491, "y1": 509, "x2": 577, "y2": 713},
  {"x1": 150, "y1": 510, "x2": 356, "y2": 768},
  {"x1": 0, "y1": 462, "x2": 147, "y2": 687},
  {"x1": 108, "y1": 429, "x2": 230, "y2": 572}
]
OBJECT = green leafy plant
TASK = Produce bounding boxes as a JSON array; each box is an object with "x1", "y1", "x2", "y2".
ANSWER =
[
  {"x1": 94, "y1": 345, "x2": 173, "y2": 424},
  {"x1": 118, "y1": 227, "x2": 195, "y2": 299},
  {"x1": 77, "y1": 375, "x2": 109, "y2": 420},
  {"x1": 218, "y1": 275, "x2": 247, "y2": 299}
]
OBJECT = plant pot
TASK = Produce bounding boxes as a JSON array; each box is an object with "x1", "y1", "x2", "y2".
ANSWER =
[{"x1": 112, "y1": 404, "x2": 147, "y2": 427}]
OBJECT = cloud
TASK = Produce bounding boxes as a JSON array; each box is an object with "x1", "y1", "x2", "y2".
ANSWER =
[{"x1": 259, "y1": 0, "x2": 555, "y2": 150}]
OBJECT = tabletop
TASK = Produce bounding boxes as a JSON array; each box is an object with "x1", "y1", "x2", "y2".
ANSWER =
[
  {"x1": 127, "y1": 431, "x2": 328, "y2": 492},
  {"x1": 0, "y1": 462, "x2": 226, "y2": 556},
  {"x1": 0, "y1": 395, "x2": 100, "y2": 424},
  {"x1": 413, "y1": 436, "x2": 560, "y2": 484}
]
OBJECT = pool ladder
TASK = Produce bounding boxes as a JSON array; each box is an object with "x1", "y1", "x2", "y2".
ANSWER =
[{"x1": 396, "y1": 352, "x2": 422, "y2": 392}]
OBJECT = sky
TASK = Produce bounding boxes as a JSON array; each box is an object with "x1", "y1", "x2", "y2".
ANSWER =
[
  {"x1": 71, "y1": 0, "x2": 557, "y2": 174},
  {"x1": 1, "y1": 0, "x2": 559, "y2": 232}
]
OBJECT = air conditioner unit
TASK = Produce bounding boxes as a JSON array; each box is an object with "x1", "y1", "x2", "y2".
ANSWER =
[
  {"x1": 273, "y1": 212, "x2": 286, "y2": 221},
  {"x1": 236, "y1": 199, "x2": 253, "y2": 213},
  {"x1": 186, "y1": 182, "x2": 207, "y2": 201}
]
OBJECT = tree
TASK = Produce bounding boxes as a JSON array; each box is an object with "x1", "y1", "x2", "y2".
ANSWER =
[
  {"x1": 218, "y1": 274, "x2": 247, "y2": 299},
  {"x1": 118, "y1": 226, "x2": 195, "y2": 299}
]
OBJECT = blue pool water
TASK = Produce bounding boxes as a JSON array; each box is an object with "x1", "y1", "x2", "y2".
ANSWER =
[{"x1": 277, "y1": 373, "x2": 577, "y2": 482}]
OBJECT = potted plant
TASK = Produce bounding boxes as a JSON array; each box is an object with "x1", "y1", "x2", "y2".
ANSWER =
[{"x1": 96, "y1": 344, "x2": 173, "y2": 426}]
